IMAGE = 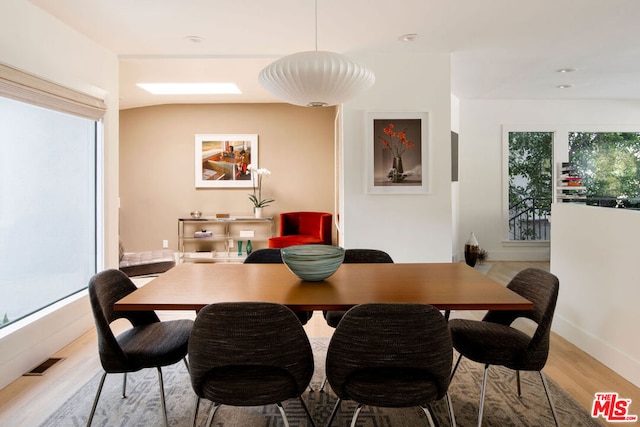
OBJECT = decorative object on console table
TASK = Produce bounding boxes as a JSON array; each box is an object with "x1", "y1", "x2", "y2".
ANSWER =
[
  {"x1": 246, "y1": 240, "x2": 252, "y2": 254},
  {"x1": 464, "y1": 232, "x2": 479, "y2": 267},
  {"x1": 248, "y1": 165, "x2": 274, "y2": 218},
  {"x1": 237, "y1": 241, "x2": 243, "y2": 256}
]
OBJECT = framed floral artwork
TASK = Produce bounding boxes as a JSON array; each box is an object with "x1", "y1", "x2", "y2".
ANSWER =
[
  {"x1": 195, "y1": 134, "x2": 258, "y2": 188},
  {"x1": 366, "y1": 112, "x2": 429, "y2": 194}
]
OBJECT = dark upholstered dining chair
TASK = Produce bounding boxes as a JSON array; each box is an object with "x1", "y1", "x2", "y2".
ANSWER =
[
  {"x1": 188, "y1": 302, "x2": 316, "y2": 427},
  {"x1": 448, "y1": 268, "x2": 560, "y2": 427},
  {"x1": 323, "y1": 249, "x2": 393, "y2": 328},
  {"x1": 325, "y1": 303, "x2": 456, "y2": 427},
  {"x1": 87, "y1": 269, "x2": 193, "y2": 427},
  {"x1": 243, "y1": 248, "x2": 313, "y2": 325}
]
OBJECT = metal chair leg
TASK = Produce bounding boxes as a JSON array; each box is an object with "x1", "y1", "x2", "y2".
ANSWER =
[
  {"x1": 86, "y1": 371, "x2": 107, "y2": 427},
  {"x1": 205, "y1": 402, "x2": 221, "y2": 427},
  {"x1": 421, "y1": 404, "x2": 437, "y2": 427},
  {"x1": 192, "y1": 397, "x2": 200, "y2": 427},
  {"x1": 477, "y1": 364, "x2": 490, "y2": 427},
  {"x1": 122, "y1": 372, "x2": 127, "y2": 398},
  {"x1": 349, "y1": 403, "x2": 364, "y2": 427},
  {"x1": 450, "y1": 353, "x2": 463, "y2": 382},
  {"x1": 183, "y1": 357, "x2": 190, "y2": 374},
  {"x1": 539, "y1": 371, "x2": 560, "y2": 427},
  {"x1": 319, "y1": 375, "x2": 328, "y2": 392},
  {"x1": 276, "y1": 402, "x2": 291, "y2": 427},
  {"x1": 298, "y1": 396, "x2": 316, "y2": 427},
  {"x1": 516, "y1": 370, "x2": 522, "y2": 397},
  {"x1": 326, "y1": 398, "x2": 342, "y2": 427},
  {"x1": 445, "y1": 391, "x2": 457, "y2": 427},
  {"x1": 156, "y1": 367, "x2": 169, "y2": 427}
]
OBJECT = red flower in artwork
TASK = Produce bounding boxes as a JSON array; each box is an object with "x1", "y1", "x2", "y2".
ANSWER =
[{"x1": 379, "y1": 123, "x2": 415, "y2": 157}]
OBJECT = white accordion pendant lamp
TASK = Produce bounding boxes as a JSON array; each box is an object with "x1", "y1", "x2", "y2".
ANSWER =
[{"x1": 258, "y1": 1, "x2": 375, "y2": 107}]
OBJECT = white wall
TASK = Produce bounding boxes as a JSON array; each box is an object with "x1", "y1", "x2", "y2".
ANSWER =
[
  {"x1": 551, "y1": 203, "x2": 640, "y2": 387},
  {"x1": 0, "y1": 0, "x2": 119, "y2": 389},
  {"x1": 341, "y1": 52, "x2": 452, "y2": 262},
  {"x1": 458, "y1": 99, "x2": 640, "y2": 261}
]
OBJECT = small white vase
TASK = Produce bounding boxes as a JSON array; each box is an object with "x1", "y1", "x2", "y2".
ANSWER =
[{"x1": 254, "y1": 207, "x2": 263, "y2": 218}]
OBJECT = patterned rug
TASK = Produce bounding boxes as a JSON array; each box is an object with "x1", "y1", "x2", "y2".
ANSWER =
[{"x1": 41, "y1": 337, "x2": 602, "y2": 426}]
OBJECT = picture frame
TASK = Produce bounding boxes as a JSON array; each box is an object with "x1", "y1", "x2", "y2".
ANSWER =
[
  {"x1": 366, "y1": 112, "x2": 429, "y2": 194},
  {"x1": 195, "y1": 134, "x2": 258, "y2": 188}
]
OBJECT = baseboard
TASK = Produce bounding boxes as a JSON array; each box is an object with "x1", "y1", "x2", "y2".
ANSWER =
[{"x1": 553, "y1": 315, "x2": 640, "y2": 388}]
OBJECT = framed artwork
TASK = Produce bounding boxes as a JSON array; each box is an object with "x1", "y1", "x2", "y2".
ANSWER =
[
  {"x1": 195, "y1": 134, "x2": 258, "y2": 188},
  {"x1": 366, "y1": 112, "x2": 429, "y2": 194}
]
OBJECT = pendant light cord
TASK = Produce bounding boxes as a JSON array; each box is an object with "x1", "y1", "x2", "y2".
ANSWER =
[{"x1": 314, "y1": 0, "x2": 318, "y2": 51}]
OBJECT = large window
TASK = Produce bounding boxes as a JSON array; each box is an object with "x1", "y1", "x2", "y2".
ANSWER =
[
  {"x1": 568, "y1": 132, "x2": 640, "y2": 209},
  {"x1": 0, "y1": 97, "x2": 97, "y2": 329},
  {"x1": 507, "y1": 131, "x2": 553, "y2": 241}
]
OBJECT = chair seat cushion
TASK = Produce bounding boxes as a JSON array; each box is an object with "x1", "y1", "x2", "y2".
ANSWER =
[
  {"x1": 268, "y1": 235, "x2": 323, "y2": 248},
  {"x1": 449, "y1": 318, "x2": 532, "y2": 368},
  {"x1": 199, "y1": 365, "x2": 298, "y2": 406},
  {"x1": 342, "y1": 367, "x2": 442, "y2": 407},
  {"x1": 112, "y1": 319, "x2": 193, "y2": 372}
]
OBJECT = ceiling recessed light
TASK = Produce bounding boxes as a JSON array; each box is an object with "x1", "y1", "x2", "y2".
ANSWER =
[
  {"x1": 556, "y1": 84, "x2": 572, "y2": 89},
  {"x1": 399, "y1": 33, "x2": 419, "y2": 42},
  {"x1": 556, "y1": 68, "x2": 576, "y2": 73},
  {"x1": 137, "y1": 83, "x2": 241, "y2": 95}
]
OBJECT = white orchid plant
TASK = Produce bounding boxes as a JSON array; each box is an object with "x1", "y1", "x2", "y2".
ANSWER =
[{"x1": 247, "y1": 165, "x2": 275, "y2": 208}]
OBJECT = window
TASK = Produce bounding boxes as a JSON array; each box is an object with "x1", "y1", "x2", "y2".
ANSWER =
[
  {"x1": 507, "y1": 131, "x2": 553, "y2": 241},
  {"x1": 0, "y1": 97, "x2": 97, "y2": 328},
  {"x1": 568, "y1": 132, "x2": 640, "y2": 209}
]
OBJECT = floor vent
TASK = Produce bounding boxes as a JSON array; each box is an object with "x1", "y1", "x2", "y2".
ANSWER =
[{"x1": 23, "y1": 357, "x2": 66, "y2": 376}]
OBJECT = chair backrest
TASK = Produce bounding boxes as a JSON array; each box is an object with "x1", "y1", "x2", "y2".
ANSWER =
[
  {"x1": 483, "y1": 268, "x2": 559, "y2": 369},
  {"x1": 243, "y1": 248, "x2": 283, "y2": 263},
  {"x1": 326, "y1": 303, "x2": 452, "y2": 401},
  {"x1": 188, "y1": 302, "x2": 314, "y2": 401},
  {"x1": 343, "y1": 249, "x2": 393, "y2": 263},
  {"x1": 88, "y1": 269, "x2": 160, "y2": 371},
  {"x1": 280, "y1": 211, "x2": 332, "y2": 244}
]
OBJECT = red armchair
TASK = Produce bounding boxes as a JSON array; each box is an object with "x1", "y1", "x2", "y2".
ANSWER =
[{"x1": 268, "y1": 212, "x2": 333, "y2": 248}]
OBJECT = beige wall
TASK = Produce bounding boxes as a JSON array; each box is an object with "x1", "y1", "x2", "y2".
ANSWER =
[{"x1": 119, "y1": 103, "x2": 337, "y2": 251}]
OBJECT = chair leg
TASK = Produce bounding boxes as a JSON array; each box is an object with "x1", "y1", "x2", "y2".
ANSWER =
[
  {"x1": 298, "y1": 396, "x2": 316, "y2": 427},
  {"x1": 156, "y1": 367, "x2": 169, "y2": 427},
  {"x1": 350, "y1": 403, "x2": 364, "y2": 427},
  {"x1": 326, "y1": 398, "x2": 342, "y2": 427},
  {"x1": 477, "y1": 364, "x2": 490, "y2": 427},
  {"x1": 420, "y1": 404, "x2": 437, "y2": 427},
  {"x1": 319, "y1": 375, "x2": 328, "y2": 392},
  {"x1": 276, "y1": 402, "x2": 290, "y2": 427},
  {"x1": 539, "y1": 371, "x2": 560, "y2": 427},
  {"x1": 205, "y1": 402, "x2": 221, "y2": 427},
  {"x1": 445, "y1": 391, "x2": 457, "y2": 427},
  {"x1": 450, "y1": 353, "x2": 463, "y2": 382},
  {"x1": 192, "y1": 397, "x2": 200, "y2": 427},
  {"x1": 122, "y1": 372, "x2": 127, "y2": 398},
  {"x1": 86, "y1": 371, "x2": 107, "y2": 427},
  {"x1": 516, "y1": 370, "x2": 522, "y2": 397},
  {"x1": 183, "y1": 357, "x2": 190, "y2": 374}
]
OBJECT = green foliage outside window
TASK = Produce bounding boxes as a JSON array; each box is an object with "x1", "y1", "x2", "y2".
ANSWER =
[{"x1": 569, "y1": 132, "x2": 640, "y2": 207}]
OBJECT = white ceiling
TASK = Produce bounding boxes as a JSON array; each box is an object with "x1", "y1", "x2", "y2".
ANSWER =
[{"x1": 27, "y1": 0, "x2": 640, "y2": 109}]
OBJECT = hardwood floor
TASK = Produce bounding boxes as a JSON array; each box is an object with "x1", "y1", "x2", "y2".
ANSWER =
[{"x1": 0, "y1": 262, "x2": 638, "y2": 426}]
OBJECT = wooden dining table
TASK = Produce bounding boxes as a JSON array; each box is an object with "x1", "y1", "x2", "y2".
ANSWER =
[{"x1": 115, "y1": 262, "x2": 533, "y2": 312}]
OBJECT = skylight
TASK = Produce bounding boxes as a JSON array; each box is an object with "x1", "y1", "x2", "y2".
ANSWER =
[{"x1": 137, "y1": 83, "x2": 241, "y2": 95}]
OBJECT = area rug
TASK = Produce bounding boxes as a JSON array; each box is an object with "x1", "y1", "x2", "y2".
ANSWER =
[{"x1": 41, "y1": 337, "x2": 602, "y2": 426}]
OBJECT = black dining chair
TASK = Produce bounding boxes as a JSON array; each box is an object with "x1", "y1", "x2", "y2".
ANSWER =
[
  {"x1": 325, "y1": 303, "x2": 456, "y2": 427},
  {"x1": 243, "y1": 248, "x2": 313, "y2": 325},
  {"x1": 87, "y1": 269, "x2": 193, "y2": 427},
  {"x1": 188, "y1": 302, "x2": 316, "y2": 427},
  {"x1": 448, "y1": 268, "x2": 560, "y2": 426}
]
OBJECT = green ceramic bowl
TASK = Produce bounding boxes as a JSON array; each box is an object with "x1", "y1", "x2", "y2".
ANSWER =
[{"x1": 281, "y1": 245, "x2": 345, "y2": 281}]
